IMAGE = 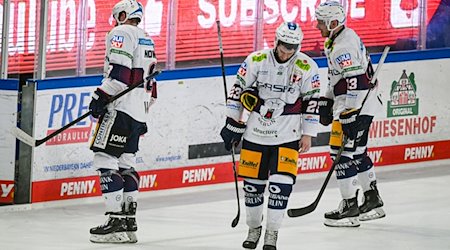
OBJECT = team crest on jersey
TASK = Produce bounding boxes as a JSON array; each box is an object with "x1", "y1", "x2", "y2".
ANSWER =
[
  {"x1": 238, "y1": 62, "x2": 247, "y2": 76},
  {"x1": 336, "y1": 53, "x2": 352, "y2": 68},
  {"x1": 111, "y1": 35, "x2": 124, "y2": 48},
  {"x1": 290, "y1": 74, "x2": 301, "y2": 85},
  {"x1": 311, "y1": 74, "x2": 320, "y2": 88},
  {"x1": 290, "y1": 67, "x2": 302, "y2": 85}
]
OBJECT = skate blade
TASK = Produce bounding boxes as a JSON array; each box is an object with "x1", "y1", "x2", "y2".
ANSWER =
[
  {"x1": 324, "y1": 217, "x2": 360, "y2": 227},
  {"x1": 90, "y1": 232, "x2": 131, "y2": 243},
  {"x1": 126, "y1": 232, "x2": 138, "y2": 243},
  {"x1": 359, "y1": 207, "x2": 386, "y2": 221}
]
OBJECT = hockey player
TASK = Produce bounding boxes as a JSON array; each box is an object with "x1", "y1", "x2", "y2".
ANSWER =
[
  {"x1": 88, "y1": 0, "x2": 157, "y2": 243},
  {"x1": 314, "y1": 1, "x2": 385, "y2": 227},
  {"x1": 220, "y1": 22, "x2": 321, "y2": 250}
]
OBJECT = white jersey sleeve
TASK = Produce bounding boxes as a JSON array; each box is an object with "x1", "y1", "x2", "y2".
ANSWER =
[
  {"x1": 298, "y1": 58, "x2": 321, "y2": 137},
  {"x1": 225, "y1": 52, "x2": 260, "y2": 122}
]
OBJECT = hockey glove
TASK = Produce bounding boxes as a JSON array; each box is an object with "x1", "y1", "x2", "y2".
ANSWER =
[
  {"x1": 220, "y1": 117, "x2": 246, "y2": 151},
  {"x1": 318, "y1": 97, "x2": 334, "y2": 126},
  {"x1": 339, "y1": 108, "x2": 360, "y2": 140},
  {"x1": 89, "y1": 88, "x2": 111, "y2": 118}
]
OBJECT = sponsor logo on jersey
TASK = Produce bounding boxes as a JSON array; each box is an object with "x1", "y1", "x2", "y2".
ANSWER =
[
  {"x1": 252, "y1": 127, "x2": 277, "y2": 136},
  {"x1": 238, "y1": 62, "x2": 247, "y2": 76},
  {"x1": 261, "y1": 83, "x2": 295, "y2": 93},
  {"x1": 279, "y1": 156, "x2": 297, "y2": 166},
  {"x1": 110, "y1": 134, "x2": 127, "y2": 143},
  {"x1": 93, "y1": 111, "x2": 116, "y2": 149},
  {"x1": 240, "y1": 160, "x2": 259, "y2": 169},
  {"x1": 304, "y1": 114, "x2": 319, "y2": 122},
  {"x1": 138, "y1": 38, "x2": 154, "y2": 46},
  {"x1": 404, "y1": 145, "x2": 434, "y2": 160},
  {"x1": 295, "y1": 59, "x2": 311, "y2": 71},
  {"x1": 335, "y1": 53, "x2": 352, "y2": 68},
  {"x1": 311, "y1": 74, "x2": 320, "y2": 88},
  {"x1": 111, "y1": 35, "x2": 124, "y2": 48},
  {"x1": 387, "y1": 70, "x2": 419, "y2": 117},
  {"x1": 252, "y1": 53, "x2": 267, "y2": 62},
  {"x1": 60, "y1": 180, "x2": 96, "y2": 196},
  {"x1": 182, "y1": 167, "x2": 215, "y2": 183}
]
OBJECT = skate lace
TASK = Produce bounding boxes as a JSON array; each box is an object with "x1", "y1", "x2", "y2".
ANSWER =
[
  {"x1": 99, "y1": 213, "x2": 125, "y2": 227},
  {"x1": 246, "y1": 227, "x2": 261, "y2": 242},
  {"x1": 332, "y1": 199, "x2": 347, "y2": 213},
  {"x1": 264, "y1": 230, "x2": 278, "y2": 245}
]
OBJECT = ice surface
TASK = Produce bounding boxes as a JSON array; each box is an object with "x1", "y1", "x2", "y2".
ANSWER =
[{"x1": 1, "y1": 163, "x2": 449, "y2": 250}]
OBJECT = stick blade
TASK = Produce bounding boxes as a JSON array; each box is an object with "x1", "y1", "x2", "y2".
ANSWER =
[
  {"x1": 287, "y1": 203, "x2": 317, "y2": 218},
  {"x1": 10, "y1": 127, "x2": 36, "y2": 147},
  {"x1": 231, "y1": 211, "x2": 240, "y2": 228}
]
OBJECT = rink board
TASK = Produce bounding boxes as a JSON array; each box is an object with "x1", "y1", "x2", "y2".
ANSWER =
[
  {"x1": 24, "y1": 49, "x2": 450, "y2": 203},
  {"x1": 0, "y1": 80, "x2": 19, "y2": 203}
]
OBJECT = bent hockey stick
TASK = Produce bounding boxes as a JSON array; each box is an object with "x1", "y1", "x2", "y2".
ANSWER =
[
  {"x1": 216, "y1": 20, "x2": 241, "y2": 228},
  {"x1": 11, "y1": 70, "x2": 162, "y2": 147},
  {"x1": 287, "y1": 46, "x2": 390, "y2": 218}
]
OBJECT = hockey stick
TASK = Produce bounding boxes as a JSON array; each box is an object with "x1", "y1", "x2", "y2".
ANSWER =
[
  {"x1": 11, "y1": 70, "x2": 162, "y2": 147},
  {"x1": 216, "y1": 20, "x2": 241, "y2": 228},
  {"x1": 287, "y1": 46, "x2": 390, "y2": 218},
  {"x1": 216, "y1": 20, "x2": 229, "y2": 103}
]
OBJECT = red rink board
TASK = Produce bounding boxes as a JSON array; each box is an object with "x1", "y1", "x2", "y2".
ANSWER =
[
  {"x1": 31, "y1": 140, "x2": 450, "y2": 203},
  {"x1": 0, "y1": 180, "x2": 15, "y2": 204}
]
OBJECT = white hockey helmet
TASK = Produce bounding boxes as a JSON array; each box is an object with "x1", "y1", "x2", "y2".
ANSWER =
[
  {"x1": 315, "y1": 1, "x2": 346, "y2": 32},
  {"x1": 274, "y1": 22, "x2": 303, "y2": 51},
  {"x1": 112, "y1": 0, "x2": 144, "y2": 25}
]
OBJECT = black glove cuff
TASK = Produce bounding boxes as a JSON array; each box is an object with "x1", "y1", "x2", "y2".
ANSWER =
[
  {"x1": 225, "y1": 117, "x2": 246, "y2": 134},
  {"x1": 339, "y1": 109, "x2": 359, "y2": 125}
]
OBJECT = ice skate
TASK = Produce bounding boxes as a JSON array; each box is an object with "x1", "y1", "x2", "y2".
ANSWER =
[
  {"x1": 242, "y1": 226, "x2": 262, "y2": 249},
  {"x1": 324, "y1": 197, "x2": 360, "y2": 227},
  {"x1": 262, "y1": 229, "x2": 278, "y2": 250},
  {"x1": 123, "y1": 202, "x2": 138, "y2": 243},
  {"x1": 359, "y1": 181, "x2": 385, "y2": 221},
  {"x1": 89, "y1": 212, "x2": 130, "y2": 243}
]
